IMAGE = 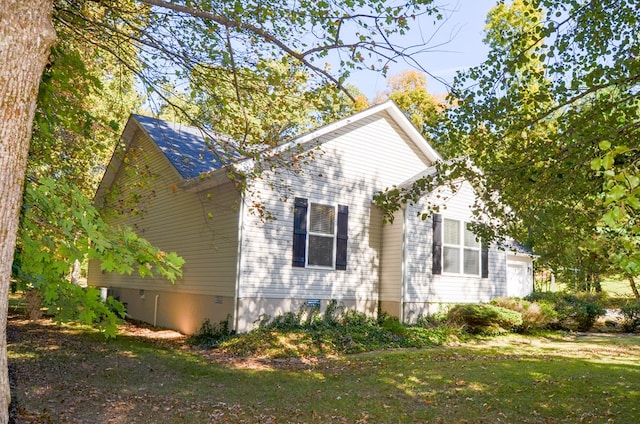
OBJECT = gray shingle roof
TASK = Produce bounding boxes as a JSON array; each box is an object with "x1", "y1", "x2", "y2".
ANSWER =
[
  {"x1": 133, "y1": 114, "x2": 232, "y2": 179},
  {"x1": 505, "y1": 239, "x2": 535, "y2": 256}
]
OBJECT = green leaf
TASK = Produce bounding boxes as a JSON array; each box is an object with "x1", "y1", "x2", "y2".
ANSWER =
[
  {"x1": 605, "y1": 184, "x2": 626, "y2": 202},
  {"x1": 598, "y1": 140, "x2": 611, "y2": 150},
  {"x1": 626, "y1": 195, "x2": 640, "y2": 210},
  {"x1": 602, "y1": 153, "x2": 614, "y2": 170}
]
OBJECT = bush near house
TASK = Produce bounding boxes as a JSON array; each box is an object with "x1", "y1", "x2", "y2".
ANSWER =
[
  {"x1": 188, "y1": 293, "x2": 611, "y2": 357},
  {"x1": 187, "y1": 316, "x2": 232, "y2": 348},
  {"x1": 446, "y1": 303, "x2": 523, "y2": 335},
  {"x1": 189, "y1": 303, "x2": 464, "y2": 357},
  {"x1": 490, "y1": 297, "x2": 557, "y2": 333},
  {"x1": 525, "y1": 291, "x2": 606, "y2": 331}
]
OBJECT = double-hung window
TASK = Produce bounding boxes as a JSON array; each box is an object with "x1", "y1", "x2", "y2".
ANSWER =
[
  {"x1": 433, "y1": 214, "x2": 488, "y2": 277},
  {"x1": 292, "y1": 197, "x2": 348, "y2": 270},
  {"x1": 307, "y1": 203, "x2": 336, "y2": 267},
  {"x1": 443, "y1": 218, "x2": 480, "y2": 275}
]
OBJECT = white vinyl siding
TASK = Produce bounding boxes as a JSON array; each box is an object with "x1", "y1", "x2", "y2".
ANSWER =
[
  {"x1": 237, "y1": 110, "x2": 434, "y2": 303},
  {"x1": 379, "y1": 208, "x2": 404, "y2": 302},
  {"x1": 402, "y1": 181, "x2": 508, "y2": 306}
]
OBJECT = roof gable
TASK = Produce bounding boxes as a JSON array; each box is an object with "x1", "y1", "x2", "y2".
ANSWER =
[
  {"x1": 94, "y1": 114, "x2": 232, "y2": 206},
  {"x1": 273, "y1": 100, "x2": 442, "y2": 164}
]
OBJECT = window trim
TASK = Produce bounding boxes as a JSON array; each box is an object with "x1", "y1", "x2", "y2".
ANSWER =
[
  {"x1": 305, "y1": 201, "x2": 338, "y2": 269},
  {"x1": 442, "y1": 218, "x2": 481, "y2": 276}
]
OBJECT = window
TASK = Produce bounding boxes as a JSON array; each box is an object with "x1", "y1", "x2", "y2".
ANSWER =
[
  {"x1": 292, "y1": 198, "x2": 348, "y2": 270},
  {"x1": 308, "y1": 203, "x2": 335, "y2": 267},
  {"x1": 432, "y1": 214, "x2": 487, "y2": 277},
  {"x1": 443, "y1": 218, "x2": 480, "y2": 275}
]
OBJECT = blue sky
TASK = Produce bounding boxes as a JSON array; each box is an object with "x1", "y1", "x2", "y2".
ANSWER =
[{"x1": 350, "y1": 1, "x2": 496, "y2": 99}]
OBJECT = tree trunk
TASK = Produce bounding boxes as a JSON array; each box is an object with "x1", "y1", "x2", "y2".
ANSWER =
[
  {"x1": 628, "y1": 274, "x2": 640, "y2": 302},
  {"x1": 0, "y1": 1, "x2": 56, "y2": 421},
  {"x1": 593, "y1": 274, "x2": 602, "y2": 293}
]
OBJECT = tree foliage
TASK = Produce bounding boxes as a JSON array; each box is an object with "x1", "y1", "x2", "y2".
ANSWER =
[
  {"x1": 376, "y1": 0, "x2": 639, "y2": 290},
  {"x1": 52, "y1": 0, "x2": 442, "y2": 149},
  {"x1": 13, "y1": 0, "x2": 163, "y2": 337},
  {"x1": 374, "y1": 70, "x2": 446, "y2": 136},
  {"x1": 14, "y1": 177, "x2": 185, "y2": 336},
  {"x1": 158, "y1": 59, "x2": 369, "y2": 147}
]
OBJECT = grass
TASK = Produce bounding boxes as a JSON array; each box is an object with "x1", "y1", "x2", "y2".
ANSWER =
[
  {"x1": 537, "y1": 276, "x2": 637, "y2": 308},
  {"x1": 8, "y1": 312, "x2": 640, "y2": 423},
  {"x1": 601, "y1": 277, "x2": 636, "y2": 303}
]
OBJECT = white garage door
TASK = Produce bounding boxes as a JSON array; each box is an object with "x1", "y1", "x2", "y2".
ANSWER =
[{"x1": 507, "y1": 260, "x2": 531, "y2": 298}]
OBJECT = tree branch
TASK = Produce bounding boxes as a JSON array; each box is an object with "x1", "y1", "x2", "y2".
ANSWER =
[{"x1": 138, "y1": 0, "x2": 357, "y2": 101}]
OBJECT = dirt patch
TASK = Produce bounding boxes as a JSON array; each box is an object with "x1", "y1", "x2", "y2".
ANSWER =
[
  {"x1": 115, "y1": 319, "x2": 188, "y2": 349},
  {"x1": 196, "y1": 349, "x2": 331, "y2": 371}
]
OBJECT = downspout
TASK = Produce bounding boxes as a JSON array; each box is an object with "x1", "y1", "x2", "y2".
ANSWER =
[
  {"x1": 153, "y1": 294, "x2": 159, "y2": 327},
  {"x1": 232, "y1": 190, "x2": 246, "y2": 333},
  {"x1": 399, "y1": 206, "x2": 409, "y2": 323}
]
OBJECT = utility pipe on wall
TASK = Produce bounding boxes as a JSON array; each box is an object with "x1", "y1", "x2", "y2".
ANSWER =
[{"x1": 154, "y1": 294, "x2": 159, "y2": 327}]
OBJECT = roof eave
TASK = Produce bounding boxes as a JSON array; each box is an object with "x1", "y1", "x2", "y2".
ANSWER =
[{"x1": 181, "y1": 165, "x2": 241, "y2": 192}]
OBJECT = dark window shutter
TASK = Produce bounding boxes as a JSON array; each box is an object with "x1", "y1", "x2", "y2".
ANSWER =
[
  {"x1": 432, "y1": 214, "x2": 442, "y2": 275},
  {"x1": 336, "y1": 205, "x2": 348, "y2": 270},
  {"x1": 292, "y1": 197, "x2": 308, "y2": 267},
  {"x1": 481, "y1": 242, "x2": 489, "y2": 278}
]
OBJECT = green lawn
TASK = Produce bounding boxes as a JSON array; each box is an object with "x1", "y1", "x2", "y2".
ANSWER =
[
  {"x1": 8, "y1": 314, "x2": 640, "y2": 423},
  {"x1": 537, "y1": 276, "x2": 636, "y2": 308},
  {"x1": 602, "y1": 277, "x2": 635, "y2": 298}
]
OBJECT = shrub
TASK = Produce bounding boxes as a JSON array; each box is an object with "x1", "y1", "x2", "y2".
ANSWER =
[
  {"x1": 188, "y1": 316, "x2": 231, "y2": 347},
  {"x1": 414, "y1": 312, "x2": 447, "y2": 328},
  {"x1": 525, "y1": 292, "x2": 606, "y2": 331},
  {"x1": 490, "y1": 297, "x2": 557, "y2": 333},
  {"x1": 266, "y1": 311, "x2": 304, "y2": 330},
  {"x1": 257, "y1": 303, "x2": 327, "y2": 331},
  {"x1": 620, "y1": 302, "x2": 640, "y2": 332},
  {"x1": 323, "y1": 299, "x2": 344, "y2": 326},
  {"x1": 573, "y1": 296, "x2": 607, "y2": 332},
  {"x1": 447, "y1": 303, "x2": 523, "y2": 335},
  {"x1": 341, "y1": 309, "x2": 374, "y2": 327},
  {"x1": 380, "y1": 315, "x2": 406, "y2": 336},
  {"x1": 216, "y1": 301, "x2": 465, "y2": 357}
]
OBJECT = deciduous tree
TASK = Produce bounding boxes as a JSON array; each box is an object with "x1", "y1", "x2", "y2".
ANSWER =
[
  {"x1": 374, "y1": 70, "x2": 446, "y2": 137},
  {"x1": 445, "y1": 0, "x2": 640, "y2": 288},
  {"x1": 0, "y1": 1, "x2": 57, "y2": 417}
]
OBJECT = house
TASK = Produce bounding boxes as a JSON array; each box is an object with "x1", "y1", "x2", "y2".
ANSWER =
[{"x1": 88, "y1": 101, "x2": 534, "y2": 334}]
